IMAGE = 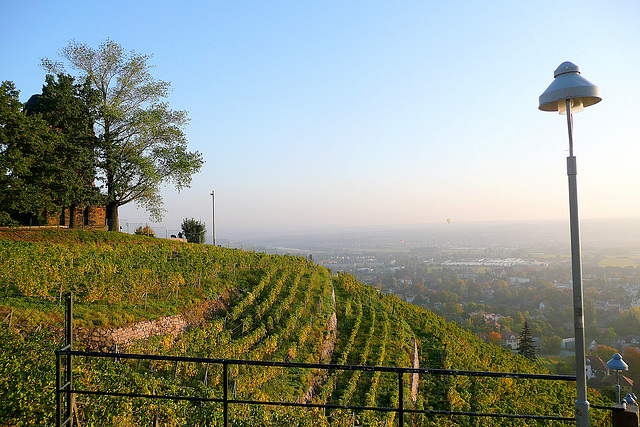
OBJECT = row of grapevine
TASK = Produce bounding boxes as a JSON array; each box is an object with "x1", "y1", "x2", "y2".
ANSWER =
[
  {"x1": 228, "y1": 266, "x2": 276, "y2": 322},
  {"x1": 0, "y1": 235, "x2": 283, "y2": 313},
  {"x1": 364, "y1": 312, "x2": 389, "y2": 408},
  {"x1": 337, "y1": 307, "x2": 376, "y2": 407},
  {"x1": 0, "y1": 231, "x2": 614, "y2": 426}
]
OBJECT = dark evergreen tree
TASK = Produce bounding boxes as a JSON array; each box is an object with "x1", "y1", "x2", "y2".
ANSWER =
[
  {"x1": 0, "y1": 81, "x2": 64, "y2": 223},
  {"x1": 1, "y1": 76, "x2": 101, "y2": 226},
  {"x1": 24, "y1": 73, "x2": 100, "y2": 222},
  {"x1": 518, "y1": 321, "x2": 537, "y2": 361}
]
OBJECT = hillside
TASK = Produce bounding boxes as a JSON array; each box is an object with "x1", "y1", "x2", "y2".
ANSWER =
[{"x1": 0, "y1": 230, "x2": 610, "y2": 426}]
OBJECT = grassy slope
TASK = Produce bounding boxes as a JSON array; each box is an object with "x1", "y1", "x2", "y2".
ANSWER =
[{"x1": 0, "y1": 230, "x2": 610, "y2": 426}]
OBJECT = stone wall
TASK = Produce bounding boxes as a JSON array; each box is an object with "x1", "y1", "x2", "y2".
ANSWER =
[
  {"x1": 302, "y1": 312, "x2": 338, "y2": 403},
  {"x1": 75, "y1": 292, "x2": 230, "y2": 351},
  {"x1": 76, "y1": 313, "x2": 188, "y2": 352},
  {"x1": 409, "y1": 338, "x2": 419, "y2": 404}
]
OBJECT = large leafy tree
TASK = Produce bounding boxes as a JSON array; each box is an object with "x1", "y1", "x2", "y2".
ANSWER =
[{"x1": 43, "y1": 39, "x2": 203, "y2": 230}]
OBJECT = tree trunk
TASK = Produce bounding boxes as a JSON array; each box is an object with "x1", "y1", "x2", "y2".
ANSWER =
[
  {"x1": 69, "y1": 204, "x2": 76, "y2": 228},
  {"x1": 106, "y1": 202, "x2": 119, "y2": 231},
  {"x1": 103, "y1": 124, "x2": 119, "y2": 231}
]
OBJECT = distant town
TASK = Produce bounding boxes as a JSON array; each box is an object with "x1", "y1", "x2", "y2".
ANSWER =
[
  {"x1": 316, "y1": 247, "x2": 640, "y2": 346},
  {"x1": 243, "y1": 220, "x2": 640, "y2": 395}
]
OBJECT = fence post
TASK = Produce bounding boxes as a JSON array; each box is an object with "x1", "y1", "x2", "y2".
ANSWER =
[
  {"x1": 223, "y1": 362, "x2": 228, "y2": 427},
  {"x1": 398, "y1": 371, "x2": 404, "y2": 427},
  {"x1": 66, "y1": 293, "x2": 73, "y2": 427},
  {"x1": 56, "y1": 350, "x2": 61, "y2": 427}
]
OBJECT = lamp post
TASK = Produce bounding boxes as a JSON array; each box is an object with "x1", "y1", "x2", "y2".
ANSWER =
[
  {"x1": 210, "y1": 190, "x2": 216, "y2": 246},
  {"x1": 539, "y1": 62, "x2": 601, "y2": 427},
  {"x1": 607, "y1": 353, "x2": 629, "y2": 405}
]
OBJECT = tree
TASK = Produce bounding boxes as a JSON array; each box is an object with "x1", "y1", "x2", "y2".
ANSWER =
[
  {"x1": 592, "y1": 345, "x2": 618, "y2": 362},
  {"x1": 24, "y1": 74, "x2": 100, "y2": 224},
  {"x1": 585, "y1": 299, "x2": 596, "y2": 326},
  {"x1": 134, "y1": 225, "x2": 155, "y2": 237},
  {"x1": 622, "y1": 346, "x2": 640, "y2": 385},
  {"x1": 518, "y1": 322, "x2": 537, "y2": 361},
  {"x1": 487, "y1": 331, "x2": 502, "y2": 345},
  {"x1": 542, "y1": 335, "x2": 562, "y2": 355},
  {"x1": 0, "y1": 81, "x2": 63, "y2": 222},
  {"x1": 43, "y1": 39, "x2": 203, "y2": 230},
  {"x1": 181, "y1": 218, "x2": 206, "y2": 244}
]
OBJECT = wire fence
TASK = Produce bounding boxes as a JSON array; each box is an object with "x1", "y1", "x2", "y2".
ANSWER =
[{"x1": 0, "y1": 292, "x2": 65, "y2": 334}]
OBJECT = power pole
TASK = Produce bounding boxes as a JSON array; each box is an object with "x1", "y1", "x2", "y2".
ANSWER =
[{"x1": 210, "y1": 190, "x2": 216, "y2": 246}]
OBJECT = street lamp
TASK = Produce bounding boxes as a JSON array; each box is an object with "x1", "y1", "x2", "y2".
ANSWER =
[
  {"x1": 539, "y1": 62, "x2": 601, "y2": 427},
  {"x1": 607, "y1": 353, "x2": 629, "y2": 405}
]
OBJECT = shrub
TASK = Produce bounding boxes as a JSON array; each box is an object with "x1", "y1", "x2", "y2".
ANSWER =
[
  {"x1": 181, "y1": 218, "x2": 206, "y2": 244},
  {"x1": 134, "y1": 225, "x2": 155, "y2": 237}
]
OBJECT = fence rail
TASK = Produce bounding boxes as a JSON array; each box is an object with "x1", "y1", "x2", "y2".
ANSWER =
[
  {"x1": 53, "y1": 294, "x2": 622, "y2": 426},
  {"x1": 56, "y1": 348, "x2": 581, "y2": 426}
]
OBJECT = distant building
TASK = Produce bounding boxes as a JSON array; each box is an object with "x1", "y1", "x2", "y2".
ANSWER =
[
  {"x1": 619, "y1": 375, "x2": 634, "y2": 396},
  {"x1": 501, "y1": 332, "x2": 518, "y2": 350},
  {"x1": 483, "y1": 313, "x2": 505, "y2": 322},
  {"x1": 510, "y1": 277, "x2": 530, "y2": 285},
  {"x1": 488, "y1": 321, "x2": 501, "y2": 331},
  {"x1": 561, "y1": 338, "x2": 575, "y2": 349},
  {"x1": 601, "y1": 374, "x2": 634, "y2": 397},
  {"x1": 398, "y1": 276, "x2": 413, "y2": 285},
  {"x1": 586, "y1": 356, "x2": 609, "y2": 380},
  {"x1": 493, "y1": 267, "x2": 514, "y2": 277}
]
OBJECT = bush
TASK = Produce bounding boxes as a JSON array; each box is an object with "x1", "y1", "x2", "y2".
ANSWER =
[
  {"x1": 0, "y1": 212, "x2": 20, "y2": 227},
  {"x1": 134, "y1": 225, "x2": 155, "y2": 237},
  {"x1": 181, "y1": 218, "x2": 206, "y2": 244}
]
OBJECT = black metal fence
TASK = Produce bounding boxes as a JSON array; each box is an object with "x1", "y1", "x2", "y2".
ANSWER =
[
  {"x1": 57, "y1": 349, "x2": 583, "y2": 426},
  {"x1": 52, "y1": 294, "x2": 620, "y2": 426}
]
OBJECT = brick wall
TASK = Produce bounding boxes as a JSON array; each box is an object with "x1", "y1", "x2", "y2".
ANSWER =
[{"x1": 46, "y1": 205, "x2": 106, "y2": 230}]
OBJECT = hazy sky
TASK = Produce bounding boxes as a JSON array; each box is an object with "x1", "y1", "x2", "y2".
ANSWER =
[{"x1": 2, "y1": 1, "x2": 639, "y2": 239}]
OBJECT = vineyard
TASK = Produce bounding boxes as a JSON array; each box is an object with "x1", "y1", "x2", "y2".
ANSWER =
[{"x1": 0, "y1": 229, "x2": 611, "y2": 426}]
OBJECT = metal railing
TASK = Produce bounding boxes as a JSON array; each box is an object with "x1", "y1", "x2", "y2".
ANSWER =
[
  {"x1": 56, "y1": 294, "x2": 73, "y2": 427},
  {"x1": 54, "y1": 294, "x2": 621, "y2": 426},
  {"x1": 56, "y1": 349, "x2": 583, "y2": 426}
]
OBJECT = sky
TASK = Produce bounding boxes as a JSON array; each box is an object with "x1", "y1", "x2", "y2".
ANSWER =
[{"x1": 2, "y1": 1, "x2": 640, "y2": 241}]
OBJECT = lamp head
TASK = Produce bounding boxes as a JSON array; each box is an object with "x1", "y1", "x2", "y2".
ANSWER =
[
  {"x1": 607, "y1": 353, "x2": 629, "y2": 372},
  {"x1": 539, "y1": 61, "x2": 601, "y2": 114}
]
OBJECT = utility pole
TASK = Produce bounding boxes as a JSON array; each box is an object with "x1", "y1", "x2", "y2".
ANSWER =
[{"x1": 210, "y1": 190, "x2": 216, "y2": 246}]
